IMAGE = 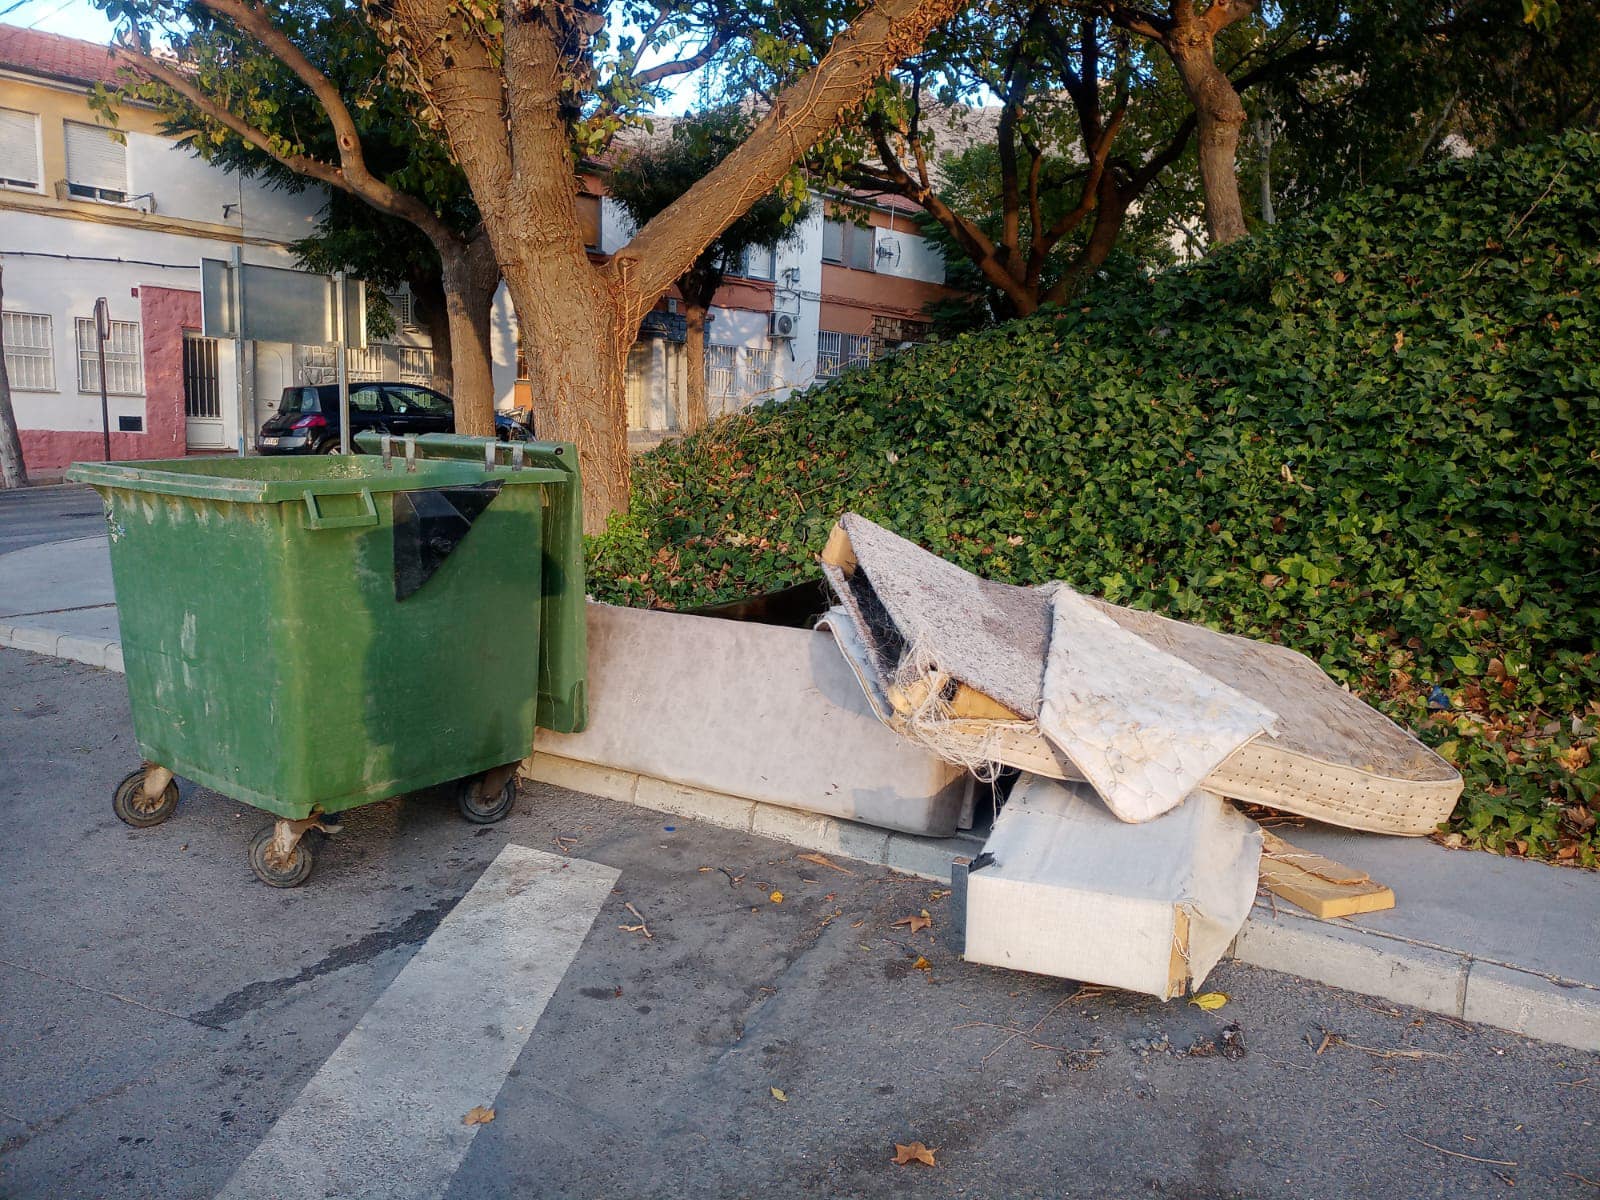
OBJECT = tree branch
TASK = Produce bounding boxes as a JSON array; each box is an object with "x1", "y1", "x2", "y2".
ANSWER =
[
  {"x1": 388, "y1": 0, "x2": 512, "y2": 203},
  {"x1": 609, "y1": 0, "x2": 966, "y2": 321},
  {"x1": 1100, "y1": 1, "x2": 1171, "y2": 40},
  {"x1": 188, "y1": 0, "x2": 400, "y2": 199},
  {"x1": 1202, "y1": 0, "x2": 1255, "y2": 36},
  {"x1": 110, "y1": 39, "x2": 457, "y2": 248},
  {"x1": 630, "y1": 35, "x2": 724, "y2": 86}
]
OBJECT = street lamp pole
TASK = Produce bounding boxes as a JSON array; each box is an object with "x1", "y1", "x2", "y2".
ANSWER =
[{"x1": 93, "y1": 296, "x2": 111, "y2": 462}]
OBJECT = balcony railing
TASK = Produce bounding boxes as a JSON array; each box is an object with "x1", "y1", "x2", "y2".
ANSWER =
[{"x1": 298, "y1": 342, "x2": 437, "y2": 390}]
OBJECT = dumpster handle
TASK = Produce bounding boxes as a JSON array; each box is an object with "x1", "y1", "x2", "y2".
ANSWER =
[{"x1": 302, "y1": 488, "x2": 379, "y2": 531}]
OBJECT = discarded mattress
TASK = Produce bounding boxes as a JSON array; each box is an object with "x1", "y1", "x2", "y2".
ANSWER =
[
  {"x1": 533, "y1": 602, "x2": 970, "y2": 836},
  {"x1": 820, "y1": 513, "x2": 1461, "y2": 834},
  {"x1": 963, "y1": 775, "x2": 1262, "y2": 998}
]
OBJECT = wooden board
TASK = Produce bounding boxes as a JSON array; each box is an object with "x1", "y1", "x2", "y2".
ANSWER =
[{"x1": 1258, "y1": 831, "x2": 1396, "y2": 919}]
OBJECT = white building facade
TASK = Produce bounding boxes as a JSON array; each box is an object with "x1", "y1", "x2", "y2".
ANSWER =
[{"x1": 0, "y1": 25, "x2": 441, "y2": 475}]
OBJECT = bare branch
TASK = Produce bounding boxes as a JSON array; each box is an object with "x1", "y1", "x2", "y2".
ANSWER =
[
  {"x1": 630, "y1": 35, "x2": 724, "y2": 87},
  {"x1": 191, "y1": 0, "x2": 384, "y2": 187}
]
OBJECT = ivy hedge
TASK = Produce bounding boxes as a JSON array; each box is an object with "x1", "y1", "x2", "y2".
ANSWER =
[{"x1": 588, "y1": 131, "x2": 1600, "y2": 865}]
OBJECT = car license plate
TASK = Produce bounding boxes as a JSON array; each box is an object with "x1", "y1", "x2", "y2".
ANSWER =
[{"x1": 260, "y1": 436, "x2": 279, "y2": 446}]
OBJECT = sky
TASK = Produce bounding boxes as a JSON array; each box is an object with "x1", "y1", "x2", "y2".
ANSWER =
[{"x1": 2, "y1": 0, "x2": 119, "y2": 41}]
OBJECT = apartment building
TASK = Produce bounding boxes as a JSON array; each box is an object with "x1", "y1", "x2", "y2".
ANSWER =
[{"x1": 609, "y1": 186, "x2": 960, "y2": 437}]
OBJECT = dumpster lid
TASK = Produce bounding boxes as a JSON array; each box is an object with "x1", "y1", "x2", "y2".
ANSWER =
[{"x1": 67, "y1": 455, "x2": 564, "y2": 503}]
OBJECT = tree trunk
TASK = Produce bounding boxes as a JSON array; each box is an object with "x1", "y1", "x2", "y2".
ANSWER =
[
  {"x1": 437, "y1": 232, "x2": 500, "y2": 436},
  {"x1": 497, "y1": 241, "x2": 631, "y2": 533},
  {"x1": 411, "y1": 269, "x2": 454, "y2": 396},
  {"x1": 683, "y1": 304, "x2": 709, "y2": 433},
  {"x1": 1254, "y1": 116, "x2": 1276, "y2": 226},
  {"x1": 0, "y1": 268, "x2": 30, "y2": 489},
  {"x1": 1166, "y1": 32, "x2": 1249, "y2": 245}
]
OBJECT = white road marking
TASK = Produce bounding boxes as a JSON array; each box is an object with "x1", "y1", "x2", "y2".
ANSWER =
[{"x1": 214, "y1": 844, "x2": 620, "y2": 1200}]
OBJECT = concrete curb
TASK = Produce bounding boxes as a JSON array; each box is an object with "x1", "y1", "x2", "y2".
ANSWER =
[
  {"x1": 523, "y1": 751, "x2": 1600, "y2": 1053},
  {"x1": 0, "y1": 622, "x2": 124, "y2": 670}
]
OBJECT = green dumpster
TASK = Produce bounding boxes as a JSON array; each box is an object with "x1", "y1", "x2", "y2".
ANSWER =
[{"x1": 66, "y1": 450, "x2": 582, "y2": 886}]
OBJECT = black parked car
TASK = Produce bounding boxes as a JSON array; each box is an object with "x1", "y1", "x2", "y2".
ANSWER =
[{"x1": 256, "y1": 382, "x2": 455, "y2": 454}]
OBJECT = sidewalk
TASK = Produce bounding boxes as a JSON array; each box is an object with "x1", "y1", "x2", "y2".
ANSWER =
[
  {"x1": 4, "y1": 534, "x2": 1597, "y2": 1051},
  {"x1": 0, "y1": 535, "x2": 121, "y2": 667}
]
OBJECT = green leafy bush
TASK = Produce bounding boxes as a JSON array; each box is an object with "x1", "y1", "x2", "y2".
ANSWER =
[{"x1": 588, "y1": 132, "x2": 1600, "y2": 865}]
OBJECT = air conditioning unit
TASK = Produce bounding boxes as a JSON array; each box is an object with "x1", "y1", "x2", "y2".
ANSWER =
[{"x1": 770, "y1": 311, "x2": 798, "y2": 339}]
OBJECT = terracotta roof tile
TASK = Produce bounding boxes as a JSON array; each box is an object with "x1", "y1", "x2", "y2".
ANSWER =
[{"x1": 0, "y1": 23, "x2": 129, "y2": 90}]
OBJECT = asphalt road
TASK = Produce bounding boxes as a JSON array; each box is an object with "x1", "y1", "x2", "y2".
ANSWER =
[
  {"x1": 1, "y1": 648, "x2": 1596, "y2": 1199},
  {"x1": 0, "y1": 485, "x2": 105, "y2": 555}
]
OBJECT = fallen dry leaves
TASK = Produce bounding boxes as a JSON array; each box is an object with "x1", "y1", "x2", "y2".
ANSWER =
[
  {"x1": 797, "y1": 852, "x2": 854, "y2": 875},
  {"x1": 770, "y1": 1087, "x2": 788, "y2": 1103},
  {"x1": 1189, "y1": 991, "x2": 1229, "y2": 1011},
  {"x1": 892, "y1": 910, "x2": 933, "y2": 935},
  {"x1": 462, "y1": 1106, "x2": 495, "y2": 1126},
  {"x1": 892, "y1": 1142, "x2": 937, "y2": 1167},
  {"x1": 619, "y1": 901, "x2": 652, "y2": 939}
]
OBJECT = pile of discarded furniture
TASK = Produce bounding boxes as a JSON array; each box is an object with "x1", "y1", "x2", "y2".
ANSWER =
[
  {"x1": 818, "y1": 514, "x2": 1456, "y2": 997},
  {"x1": 537, "y1": 513, "x2": 1460, "y2": 999}
]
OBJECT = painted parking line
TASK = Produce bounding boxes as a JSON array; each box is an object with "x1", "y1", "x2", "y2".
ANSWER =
[{"x1": 214, "y1": 844, "x2": 620, "y2": 1200}]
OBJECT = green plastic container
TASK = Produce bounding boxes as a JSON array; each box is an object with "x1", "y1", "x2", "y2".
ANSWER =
[
  {"x1": 68, "y1": 452, "x2": 576, "y2": 822},
  {"x1": 355, "y1": 433, "x2": 588, "y2": 736}
]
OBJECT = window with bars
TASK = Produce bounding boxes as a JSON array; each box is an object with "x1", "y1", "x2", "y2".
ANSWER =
[
  {"x1": 76, "y1": 317, "x2": 144, "y2": 395},
  {"x1": 743, "y1": 346, "x2": 776, "y2": 396},
  {"x1": 706, "y1": 344, "x2": 738, "y2": 401},
  {"x1": 386, "y1": 288, "x2": 415, "y2": 329},
  {"x1": 298, "y1": 342, "x2": 436, "y2": 388},
  {"x1": 704, "y1": 343, "x2": 780, "y2": 413},
  {"x1": 64, "y1": 121, "x2": 127, "y2": 202},
  {"x1": 2, "y1": 311, "x2": 55, "y2": 391},
  {"x1": 183, "y1": 332, "x2": 221, "y2": 418},
  {"x1": 815, "y1": 330, "x2": 877, "y2": 380},
  {"x1": 0, "y1": 107, "x2": 41, "y2": 191}
]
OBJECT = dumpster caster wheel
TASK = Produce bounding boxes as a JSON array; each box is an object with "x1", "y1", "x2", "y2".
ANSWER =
[
  {"x1": 249, "y1": 824, "x2": 315, "y2": 888},
  {"x1": 456, "y1": 772, "x2": 516, "y2": 825},
  {"x1": 113, "y1": 766, "x2": 178, "y2": 828}
]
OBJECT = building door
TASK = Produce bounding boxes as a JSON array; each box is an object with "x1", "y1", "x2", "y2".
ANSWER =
[{"x1": 183, "y1": 331, "x2": 225, "y2": 449}]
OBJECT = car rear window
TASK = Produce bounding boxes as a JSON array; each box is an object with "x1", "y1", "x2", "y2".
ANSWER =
[{"x1": 280, "y1": 387, "x2": 323, "y2": 415}]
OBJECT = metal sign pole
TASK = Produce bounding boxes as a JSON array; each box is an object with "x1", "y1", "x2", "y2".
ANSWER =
[
  {"x1": 93, "y1": 296, "x2": 111, "y2": 462},
  {"x1": 335, "y1": 271, "x2": 351, "y2": 454},
  {"x1": 231, "y1": 246, "x2": 248, "y2": 456}
]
